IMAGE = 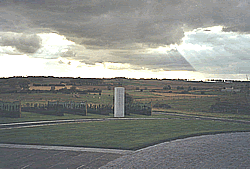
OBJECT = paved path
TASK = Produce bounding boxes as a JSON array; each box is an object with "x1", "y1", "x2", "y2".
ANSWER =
[
  {"x1": 1, "y1": 132, "x2": 249, "y2": 168},
  {"x1": 101, "y1": 132, "x2": 250, "y2": 169},
  {"x1": 0, "y1": 144, "x2": 133, "y2": 154},
  {"x1": 1, "y1": 117, "x2": 250, "y2": 168},
  {"x1": 0, "y1": 147, "x2": 123, "y2": 169}
]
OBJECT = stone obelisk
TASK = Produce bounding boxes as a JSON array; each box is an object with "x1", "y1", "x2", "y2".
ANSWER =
[{"x1": 114, "y1": 87, "x2": 125, "y2": 117}]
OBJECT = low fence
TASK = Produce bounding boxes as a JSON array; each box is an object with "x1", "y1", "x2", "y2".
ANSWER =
[
  {"x1": 21, "y1": 101, "x2": 112, "y2": 116},
  {"x1": 22, "y1": 101, "x2": 87, "y2": 116},
  {"x1": 0, "y1": 99, "x2": 153, "y2": 118},
  {"x1": 87, "y1": 104, "x2": 112, "y2": 115}
]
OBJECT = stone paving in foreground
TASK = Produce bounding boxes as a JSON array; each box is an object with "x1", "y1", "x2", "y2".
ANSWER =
[
  {"x1": 0, "y1": 132, "x2": 249, "y2": 168},
  {"x1": 0, "y1": 148, "x2": 123, "y2": 169},
  {"x1": 101, "y1": 132, "x2": 250, "y2": 169}
]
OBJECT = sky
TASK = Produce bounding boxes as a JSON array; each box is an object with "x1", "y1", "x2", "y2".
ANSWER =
[{"x1": 0, "y1": 0, "x2": 250, "y2": 80}]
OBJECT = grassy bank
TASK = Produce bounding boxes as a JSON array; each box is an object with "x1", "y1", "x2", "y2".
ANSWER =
[{"x1": 0, "y1": 119, "x2": 249, "y2": 150}]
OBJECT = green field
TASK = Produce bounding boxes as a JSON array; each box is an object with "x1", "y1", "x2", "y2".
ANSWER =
[
  {"x1": 156, "y1": 97, "x2": 217, "y2": 112},
  {"x1": 0, "y1": 92, "x2": 114, "y2": 105},
  {"x1": 0, "y1": 92, "x2": 249, "y2": 123},
  {"x1": 0, "y1": 78, "x2": 249, "y2": 151},
  {"x1": 0, "y1": 111, "x2": 181, "y2": 124},
  {"x1": 0, "y1": 119, "x2": 249, "y2": 150},
  {"x1": 0, "y1": 112, "x2": 110, "y2": 124}
]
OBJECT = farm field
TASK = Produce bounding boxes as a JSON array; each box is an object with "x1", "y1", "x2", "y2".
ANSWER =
[
  {"x1": 0, "y1": 77, "x2": 249, "y2": 151},
  {"x1": 0, "y1": 77, "x2": 249, "y2": 123}
]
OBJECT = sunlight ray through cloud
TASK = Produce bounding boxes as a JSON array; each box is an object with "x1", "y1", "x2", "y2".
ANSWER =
[{"x1": 0, "y1": 0, "x2": 250, "y2": 79}]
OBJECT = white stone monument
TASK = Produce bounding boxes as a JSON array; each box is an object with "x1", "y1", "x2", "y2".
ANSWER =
[{"x1": 114, "y1": 87, "x2": 125, "y2": 117}]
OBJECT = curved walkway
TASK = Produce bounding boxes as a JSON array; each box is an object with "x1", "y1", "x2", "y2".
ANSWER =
[
  {"x1": 101, "y1": 132, "x2": 250, "y2": 168},
  {"x1": 0, "y1": 132, "x2": 249, "y2": 168}
]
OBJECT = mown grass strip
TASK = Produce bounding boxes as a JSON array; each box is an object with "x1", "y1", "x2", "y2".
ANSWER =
[
  {"x1": 0, "y1": 119, "x2": 249, "y2": 150},
  {"x1": 157, "y1": 108, "x2": 250, "y2": 121},
  {"x1": 0, "y1": 111, "x2": 180, "y2": 124}
]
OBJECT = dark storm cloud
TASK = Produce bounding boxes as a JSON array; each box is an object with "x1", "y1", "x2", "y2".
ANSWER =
[
  {"x1": 0, "y1": 0, "x2": 188, "y2": 48},
  {"x1": 0, "y1": 8, "x2": 33, "y2": 32},
  {"x1": 2, "y1": 0, "x2": 250, "y2": 47},
  {"x1": 1, "y1": 0, "x2": 250, "y2": 72},
  {"x1": 0, "y1": 33, "x2": 42, "y2": 54}
]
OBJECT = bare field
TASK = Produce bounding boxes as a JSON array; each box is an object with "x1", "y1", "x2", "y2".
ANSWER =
[{"x1": 29, "y1": 86, "x2": 73, "y2": 90}]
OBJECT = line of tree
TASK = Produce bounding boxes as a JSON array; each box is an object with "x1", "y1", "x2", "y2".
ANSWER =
[
  {"x1": 33, "y1": 83, "x2": 65, "y2": 86},
  {"x1": 163, "y1": 85, "x2": 171, "y2": 90}
]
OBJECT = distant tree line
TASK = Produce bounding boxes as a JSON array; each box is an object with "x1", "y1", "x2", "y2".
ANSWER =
[{"x1": 33, "y1": 83, "x2": 65, "y2": 86}]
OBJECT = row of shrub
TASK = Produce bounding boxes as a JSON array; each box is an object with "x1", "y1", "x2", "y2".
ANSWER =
[
  {"x1": 125, "y1": 103, "x2": 152, "y2": 116},
  {"x1": 33, "y1": 83, "x2": 65, "y2": 86},
  {"x1": 1, "y1": 103, "x2": 152, "y2": 118}
]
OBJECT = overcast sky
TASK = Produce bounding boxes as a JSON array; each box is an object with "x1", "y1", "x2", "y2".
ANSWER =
[{"x1": 0, "y1": 0, "x2": 250, "y2": 80}]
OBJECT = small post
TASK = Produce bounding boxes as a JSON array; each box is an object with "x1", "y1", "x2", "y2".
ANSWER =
[
  {"x1": 85, "y1": 101, "x2": 88, "y2": 116},
  {"x1": 19, "y1": 100, "x2": 21, "y2": 118},
  {"x1": 151, "y1": 99, "x2": 153, "y2": 115}
]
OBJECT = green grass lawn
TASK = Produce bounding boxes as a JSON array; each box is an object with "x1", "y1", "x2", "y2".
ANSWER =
[
  {"x1": 0, "y1": 112, "x2": 109, "y2": 124},
  {"x1": 162, "y1": 109, "x2": 250, "y2": 121},
  {"x1": 0, "y1": 93, "x2": 114, "y2": 105},
  {"x1": 152, "y1": 95, "x2": 250, "y2": 121},
  {"x1": 0, "y1": 111, "x2": 178, "y2": 124},
  {"x1": 165, "y1": 97, "x2": 217, "y2": 112},
  {"x1": 0, "y1": 119, "x2": 249, "y2": 150},
  {"x1": 1, "y1": 90, "x2": 249, "y2": 123}
]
